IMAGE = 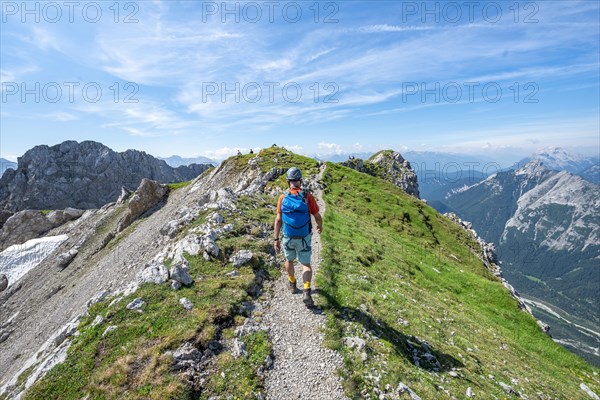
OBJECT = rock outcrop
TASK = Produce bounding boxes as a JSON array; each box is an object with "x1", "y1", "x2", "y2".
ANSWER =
[
  {"x1": 117, "y1": 179, "x2": 170, "y2": 232},
  {"x1": 0, "y1": 208, "x2": 84, "y2": 249},
  {"x1": 341, "y1": 150, "x2": 420, "y2": 198},
  {"x1": 0, "y1": 140, "x2": 212, "y2": 212}
]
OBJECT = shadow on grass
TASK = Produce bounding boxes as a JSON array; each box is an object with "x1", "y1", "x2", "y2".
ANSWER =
[{"x1": 315, "y1": 288, "x2": 464, "y2": 372}]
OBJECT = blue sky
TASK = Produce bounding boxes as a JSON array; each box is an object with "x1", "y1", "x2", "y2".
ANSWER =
[{"x1": 1, "y1": 0, "x2": 599, "y2": 163}]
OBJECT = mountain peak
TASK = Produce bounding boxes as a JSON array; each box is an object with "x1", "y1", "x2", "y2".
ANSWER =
[
  {"x1": 341, "y1": 149, "x2": 420, "y2": 198},
  {"x1": 515, "y1": 158, "x2": 550, "y2": 176},
  {"x1": 512, "y1": 146, "x2": 597, "y2": 177}
]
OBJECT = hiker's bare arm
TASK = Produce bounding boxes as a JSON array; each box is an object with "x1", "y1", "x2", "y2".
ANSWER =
[
  {"x1": 274, "y1": 213, "x2": 282, "y2": 252},
  {"x1": 313, "y1": 212, "x2": 323, "y2": 234}
]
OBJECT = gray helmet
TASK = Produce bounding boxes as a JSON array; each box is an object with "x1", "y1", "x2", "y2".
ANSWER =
[{"x1": 286, "y1": 167, "x2": 302, "y2": 181}]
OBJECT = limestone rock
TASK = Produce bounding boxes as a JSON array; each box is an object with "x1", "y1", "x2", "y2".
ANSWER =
[
  {"x1": 170, "y1": 264, "x2": 194, "y2": 286},
  {"x1": 126, "y1": 298, "x2": 145, "y2": 310},
  {"x1": 55, "y1": 248, "x2": 79, "y2": 270},
  {"x1": 171, "y1": 280, "x2": 182, "y2": 290},
  {"x1": 117, "y1": 179, "x2": 169, "y2": 232},
  {"x1": 172, "y1": 342, "x2": 201, "y2": 371},
  {"x1": 580, "y1": 383, "x2": 600, "y2": 400},
  {"x1": 229, "y1": 250, "x2": 253, "y2": 267},
  {"x1": 232, "y1": 338, "x2": 248, "y2": 358},
  {"x1": 0, "y1": 140, "x2": 211, "y2": 212},
  {"x1": 102, "y1": 326, "x2": 117, "y2": 337},
  {"x1": 344, "y1": 336, "x2": 366, "y2": 351},
  {"x1": 208, "y1": 212, "x2": 224, "y2": 224},
  {"x1": 136, "y1": 261, "x2": 169, "y2": 285},
  {"x1": 499, "y1": 382, "x2": 517, "y2": 395},
  {"x1": 342, "y1": 150, "x2": 420, "y2": 198},
  {"x1": 179, "y1": 297, "x2": 193, "y2": 310},
  {"x1": 0, "y1": 274, "x2": 7, "y2": 292}
]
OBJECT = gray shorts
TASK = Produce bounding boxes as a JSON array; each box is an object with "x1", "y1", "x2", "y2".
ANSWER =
[{"x1": 282, "y1": 234, "x2": 312, "y2": 265}]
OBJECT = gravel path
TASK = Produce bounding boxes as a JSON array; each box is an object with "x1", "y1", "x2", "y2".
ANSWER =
[{"x1": 263, "y1": 165, "x2": 348, "y2": 400}]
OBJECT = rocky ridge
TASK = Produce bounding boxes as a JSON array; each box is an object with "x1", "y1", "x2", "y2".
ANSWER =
[
  {"x1": 0, "y1": 149, "x2": 318, "y2": 398},
  {"x1": 0, "y1": 140, "x2": 212, "y2": 212},
  {"x1": 1, "y1": 148, "x2": 598, "y2": 399},
  {"x1": 341, "y1": 150, "x2": 420, "y2": 198}
]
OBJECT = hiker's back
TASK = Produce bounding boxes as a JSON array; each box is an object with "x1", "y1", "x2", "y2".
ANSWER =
[{"x1": 281, "y1": 190, "x2": 311, "y2": 238}]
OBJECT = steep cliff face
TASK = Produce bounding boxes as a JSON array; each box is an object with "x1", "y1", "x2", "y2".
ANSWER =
[
  {"x1": 341, "y1": 150, "x2": 420, "y2": 198},
  {"x1": 0, "y1": 141, "x2": 211, "y2": 212}
]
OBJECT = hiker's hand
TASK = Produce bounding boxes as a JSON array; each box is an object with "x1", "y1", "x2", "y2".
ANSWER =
[
  {"x1": 274, "y1": 240, "x2": 281, "y2": 253},
  {"x1": 316, "y1": 225, "x2": 323, "y2": 234}
]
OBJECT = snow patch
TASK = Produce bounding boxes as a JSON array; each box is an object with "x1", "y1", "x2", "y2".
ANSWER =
[{"x1": 0, "y1": 235, "x2": 68, "y2": 286}]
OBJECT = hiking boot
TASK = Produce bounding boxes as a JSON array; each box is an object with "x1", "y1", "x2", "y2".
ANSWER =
[
  {"x1": 288, "y1": 281, "x2": 300, "y2": 294},
  {"x1": 303, "y1": 289, "x2": 314, "y2": 307}
]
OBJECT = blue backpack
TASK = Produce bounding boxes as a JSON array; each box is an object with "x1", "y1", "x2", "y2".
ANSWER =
[{"x1": 281, "y1": 190, "x2": 312, "y2": 238}]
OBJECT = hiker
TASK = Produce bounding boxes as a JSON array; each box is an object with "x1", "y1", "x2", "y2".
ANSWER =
[{"x1": 273, "y1": 167, "x2": 323, "y2": 307}]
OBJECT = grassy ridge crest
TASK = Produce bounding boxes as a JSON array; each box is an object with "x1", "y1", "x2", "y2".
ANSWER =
[{"x1": 318, "y1": 162, "x2": 599, "y2": 399}]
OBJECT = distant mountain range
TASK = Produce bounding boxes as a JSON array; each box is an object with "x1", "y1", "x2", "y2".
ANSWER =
[
  {"x1": 0, "y1": 141, "x2": 212, "y2": 212},
  {"x1": 512, "y1": 147, "x2": 598, "y2": 175},
  {"x1": 423, "y1": 147, "x2": 599, "y2": 207},
  {"x1": 442, "y1": 159, "x2": 600, "y2": 364},
  {"x1": 159, "y1": 155, "x2": 216, "y2": 167}
]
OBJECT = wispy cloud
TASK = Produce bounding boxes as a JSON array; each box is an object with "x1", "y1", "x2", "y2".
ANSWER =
[{"x1": 356, "y1": 24, "x2": 432, "y2": 33}]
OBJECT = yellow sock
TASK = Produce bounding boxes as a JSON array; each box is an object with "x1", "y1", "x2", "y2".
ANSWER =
[
  {"x1": 304, "y1": 281, "x2": 311, "y2": 290},
  {"x1": 288, "y1": 276, "x2": 296, "y2": 284}
]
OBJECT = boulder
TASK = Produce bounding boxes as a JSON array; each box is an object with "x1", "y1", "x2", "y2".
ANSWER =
[
  {"x1": 232, "y1": 338, "x2": 248, "y2": 358},
  {"x1": 229, "y1": 250, "x2": 253, "y2": 267},
  {"x1": 117, "y1": 179, "x2": 169, "y2": 232},
  {"x1": 207, "y1": 212, "x2": 224, "y2": 224},
  {"x1": 172, "y1": 342, "x2": 201, "y2": 371},
  {"x1": 171, "y1": 280, "x2": 182, "y2": 290},
  {"x1": 169, "y1": 264, "x2": 194, "y2": 286},
  {"x1": 580, "y1": 383, "x2": 599, "y2": 400},
  {"x1": 136, "y1": 261, "x2": 169, "y2": 285},
  {"x1": 179, "y1": 297, "x2": 193, "y2": 310},
  {"x1": 55, "y1": 248, "x2": 79, "y2": 270},
  {"x1": 126, "y1": 298, "x2": 145, "y2": 310}
]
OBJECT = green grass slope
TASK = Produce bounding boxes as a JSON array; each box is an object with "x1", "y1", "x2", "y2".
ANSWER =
[
  {"x1": 317, "y1": 162, "x2": 599, "y2": 399},
  {"x1": 10, "y1": 149, "x2": 599, "y2": 399}
]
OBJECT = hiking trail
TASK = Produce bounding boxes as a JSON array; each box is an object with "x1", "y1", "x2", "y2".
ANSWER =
[{"x1": 263, "y1": 164, "x2": 348, "y2": 400}]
